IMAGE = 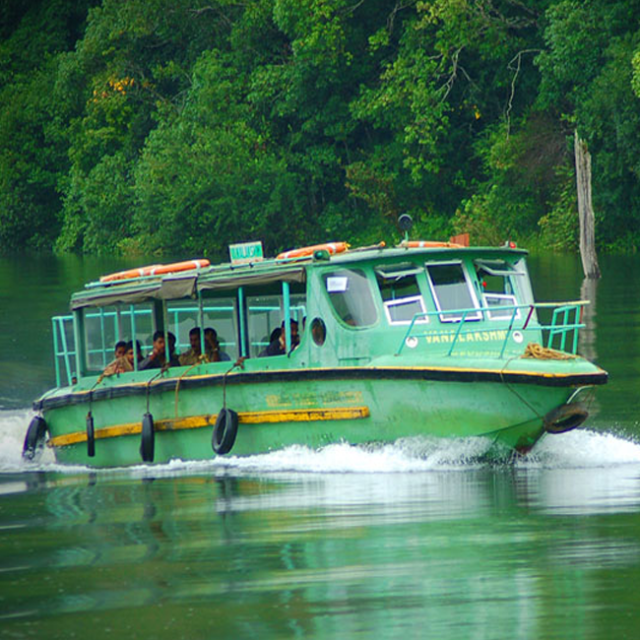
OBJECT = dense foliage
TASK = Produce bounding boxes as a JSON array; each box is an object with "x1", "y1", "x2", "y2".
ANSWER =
[{"x1": 2, "y1": 0, "x2": 640, "y2": 259}]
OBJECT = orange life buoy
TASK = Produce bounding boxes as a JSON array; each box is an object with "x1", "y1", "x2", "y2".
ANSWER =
[
  {"x1": 276, "y1": 242, "x2": 350, "y2": 261},
  {"x1": 100, "y1": 259, "x2": 210, "y2": 283},
  {"x1": 398, "y1": 240, "x2": 464, "y2": 249}
]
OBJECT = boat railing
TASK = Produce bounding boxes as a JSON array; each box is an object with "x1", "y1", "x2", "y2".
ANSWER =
[
  {"x1": 395, "y1": 301, "x2": 588, "y2": 358},
  {"x1": 52, "y1": 315, "x2": 77, "y2": 388}
]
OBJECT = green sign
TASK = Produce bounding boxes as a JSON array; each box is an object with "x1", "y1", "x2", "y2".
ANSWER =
[{"x1": 229, "y1": 241, "x2": 264, "y2": 265}]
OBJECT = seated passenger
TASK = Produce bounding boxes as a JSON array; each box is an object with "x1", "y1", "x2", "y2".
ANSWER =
[
  {"x1": 180, "y1": 327, "x2": 204, "y2": 366},
  {"x1": 140, "y1": 331, "x2": 180, "y2": 370},
  {"x1": 204, "y1": 327, "x2": 231, "y2": 362},
  {"x1": 125, "y1": 340, "x2": 142, "y2": 367},
  {"x1": 259, "y1": 320, "x2": 299, "y2": 356},
  {"x1": 114, "y1": 340, "x2": 127, "y2": 358},
  {"x1": 100, "y1": 340, "x2": 135, "y2": 379},
  {"x1": 167, "y1": 331, "x2": 180, "y2": 367}
]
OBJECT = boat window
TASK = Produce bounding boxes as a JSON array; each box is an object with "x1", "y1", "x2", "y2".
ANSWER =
[
  {"x1": 324, "y1": 269, "x2": 378, "y2": 327},
  {"x1": 167, "y1": 296, "x2": 239, "y2": 362},
  {"x1": 473, "y1": 259, "x2": 525, "y2": 277},
  {"x1": 83, "y1": 303, "x2": 155, "y2": 372},
  {"x1": 311, "y1": 318, "x2": 326, "y2": 346},
  {"x1": 483, "y1": 294, "x2": 519, "y2": 320},
  {"x1": 374, "y1": 263, "x2": 422, "y2": 279},
  {"x1": 376, "y1": 266, "x2": 428, "y2": 326},
  {"x1": 166, "y1": 300, "x2": 200, "y2": 357},
  {"x1": 475, "y1": 261, "x2": 520, "y2": 321},
  {"x1": 202, "y1": 296, "x2": 239, "y2": 361},
  {"x1": 425, "y1": 262, "x2": 481, "y2": 323},
  {"x1": 247, "y1": 287, "x2": 307, "y2": 357}
]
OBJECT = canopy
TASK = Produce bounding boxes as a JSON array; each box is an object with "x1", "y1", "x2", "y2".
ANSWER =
[{"x1": 70, "y1": 266, "x2": 306, "y2": 310}]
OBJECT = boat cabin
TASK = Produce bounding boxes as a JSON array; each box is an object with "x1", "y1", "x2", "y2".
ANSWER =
[{"x1": 49, "y1": 244, "x2": 581, "y2": 389}]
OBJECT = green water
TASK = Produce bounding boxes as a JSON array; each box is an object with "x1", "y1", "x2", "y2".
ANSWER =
[{"x1": 1, "y1": 253, "x2": 640, "y2": 640}]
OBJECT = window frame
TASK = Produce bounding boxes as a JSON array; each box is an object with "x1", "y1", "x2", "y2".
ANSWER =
[
  {"x1": 483, "y1": 293, "x2": 520, "y2": 321},
  {"x1": 383, "y1": 294, "x2": 429, "y2": 326},
  {"x1": 322, "y1": 267, "x2": 379, "y2": 329},
  {"x1": 425, "y1": 260, "x2": 482, "y2": 323}
]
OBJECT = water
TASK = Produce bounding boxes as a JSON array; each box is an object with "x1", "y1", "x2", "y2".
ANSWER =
[{"x1": 2, "y1": 253, "x2": 640, "y2": 639}]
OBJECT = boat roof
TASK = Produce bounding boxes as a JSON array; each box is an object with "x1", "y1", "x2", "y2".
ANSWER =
[{"x1": 70, "y1": 244, "x2": 528, "y2": 310}]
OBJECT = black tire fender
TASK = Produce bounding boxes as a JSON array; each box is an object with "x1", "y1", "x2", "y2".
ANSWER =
[
  {"x1": 22, "y1": 416, "x2": 48, "y2": 461},
  {"x1": 212, "y1": 408, "x2": 238, "y2": 455},
  {"x1": 140, "y1": 412, "x2": 155, "y2": 462},
  {"x1": 86, "y1": 413, "x2": 95, "y2": 457},
  {"x1": 543, "y1": 404, "x2": 589, "y2": 434}
]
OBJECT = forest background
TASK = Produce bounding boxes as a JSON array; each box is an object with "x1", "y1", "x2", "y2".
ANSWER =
[{"x1": 2, "y1": 0, "x2": 640, "y2": 261}]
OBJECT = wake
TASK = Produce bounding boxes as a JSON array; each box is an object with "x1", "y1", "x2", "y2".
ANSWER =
[{"x1": 2, "y1": 408, "x2": 640, "y2": 476}]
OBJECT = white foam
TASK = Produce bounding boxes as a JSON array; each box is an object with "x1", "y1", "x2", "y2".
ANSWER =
[
  {"x1": 2, "y1": 407, "x2": 640, "y2": 476},
  {"x1": 0, "y1": 409, "x2": 54, "y2": 472},
  {"x1": 516, "y1": 429, "x2": 640, "y2": 469}
]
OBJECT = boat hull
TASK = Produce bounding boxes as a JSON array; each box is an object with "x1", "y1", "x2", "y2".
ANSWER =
[{"x1": 38, "y1": 365, "x2": 602, "y2": 467}]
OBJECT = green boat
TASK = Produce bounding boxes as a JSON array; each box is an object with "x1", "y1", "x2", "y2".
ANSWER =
[{"x1": 23, "y1": 233, "x2": 607, "y2": 467}]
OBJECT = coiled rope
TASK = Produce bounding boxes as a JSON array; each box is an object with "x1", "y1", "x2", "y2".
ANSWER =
[{"x1": 522, "y1": 343, "x2": 577, "y2": 360}]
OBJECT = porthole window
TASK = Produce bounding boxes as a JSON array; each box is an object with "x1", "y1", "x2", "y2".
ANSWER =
[{"x1": 311, "y1": 318, "x2": 326, "y2": 346}]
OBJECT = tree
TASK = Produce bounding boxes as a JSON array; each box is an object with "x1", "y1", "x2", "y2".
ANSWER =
[{"x1": 537, "y1": 0, "x2": 640, "y2": 251}]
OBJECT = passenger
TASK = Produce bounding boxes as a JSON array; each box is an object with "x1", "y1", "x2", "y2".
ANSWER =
[
  {"x1": 259, "y1": 320, "x2": 299, "y2": 356},
  {"x1": 100, "y1": 341, "x2": 134, "y2": 379},
  {"x1": 204, "y1": 327, "x2": 231, "y2": 362},
  {"x1": 167, "y1": 332, "x2": 180, "y2": 366},
  {"x1": 140, "y1": 330, "x2": 180, "y2": 370},
  {"x1": 179, "y1": 327, "x2": 204, "y2": 366},
  {"x1": 125, "y1": 340, "x2": 142, "y2": 367},
  {"x1": 114, "y1": 340, "x2": 127, "y2": 358},
  {"x1": 342, "y1": 313, "x2": 357, "y2": 326}
]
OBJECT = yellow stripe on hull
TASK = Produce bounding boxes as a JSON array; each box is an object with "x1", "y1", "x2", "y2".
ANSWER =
[{"x1": 48, "y1": 406, "x2": 370, "y2": 448}]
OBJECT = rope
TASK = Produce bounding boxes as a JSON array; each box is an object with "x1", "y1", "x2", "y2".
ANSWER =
[
  {"x1": 173, "y1": 356, "x2": 246, "y2": 417},
  {"x1": 522, "y1": 342, "x2": 578, "y2": 360},
  {"x1": 499, "y1": 343, "x2": 577, "y2": 433},
  {"x1": 499, "y1": 355, "x2": 543, "y2": 422},
  {"x1": 86, "y1": 378, "x2": 101, "y2": 417},
  {"x1": 146, "y1": 366, "x2": 166, "y2": 414},
  {"x1": 222, "y1": 358, "x2": 246, "y2": 410},
  {"x1": 175, "y1": 355, "x2": 206, "y2": 418}
]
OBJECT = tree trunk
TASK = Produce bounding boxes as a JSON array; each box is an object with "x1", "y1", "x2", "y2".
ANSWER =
[
  {"x1": 579, "y1": 276, "x2": 598, "y2": 362},
  {"x1": 574, "y1": 130, "x2": 601, "y2": 279}
]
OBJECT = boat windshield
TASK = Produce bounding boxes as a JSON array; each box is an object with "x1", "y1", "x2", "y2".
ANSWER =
[
  {"x1": 323, "y1": 269, "x2": 378, "y2": 327},
  {"x1": 474, "y1": 259, "x2": 522, "y2": 320},
  {"x1": 375, "y1": 265, "x2": 429, "y2": 326},
  {"x1": 425, "y1": 262, "x2": 481, "y2": 323}
]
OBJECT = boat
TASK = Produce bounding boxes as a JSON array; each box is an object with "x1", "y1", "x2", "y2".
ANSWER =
[{"x1": 23, "y1": 230, "x2": 607, "y2": 467}]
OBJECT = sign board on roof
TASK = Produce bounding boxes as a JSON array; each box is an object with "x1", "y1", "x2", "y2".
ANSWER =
[{"x1": 229, "y1": 241, "x2": 264, "y2": 265}]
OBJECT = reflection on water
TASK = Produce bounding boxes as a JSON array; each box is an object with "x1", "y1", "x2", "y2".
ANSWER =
[{"x1": 2, "y1": 424, "x2": 640, "y2": 638}]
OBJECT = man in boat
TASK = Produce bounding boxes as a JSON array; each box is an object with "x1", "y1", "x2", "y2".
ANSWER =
[
  {"x1": 179, "y1": 327, "x2": 205, "y2": 365},
  {"x1": 204, "y1": 327, "x2": 231, "y2": 362},
  {"x1": 260, "y1": 319, "x2": 300, "y2": 356},
  {"x1": 140, "y1": 331, "x2": 180, "y2": 369}
]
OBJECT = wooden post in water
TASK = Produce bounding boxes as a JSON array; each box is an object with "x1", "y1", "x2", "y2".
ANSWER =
[{"x1": 574, "y1": 130, "x2": 601, "y2": 279}]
